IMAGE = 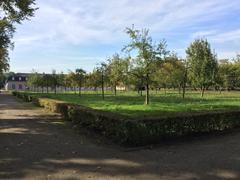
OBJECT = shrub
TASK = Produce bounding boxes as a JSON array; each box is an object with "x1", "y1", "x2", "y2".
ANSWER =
[{"x1": 12, "y1": 91, "x2": 240, "y2": 146}]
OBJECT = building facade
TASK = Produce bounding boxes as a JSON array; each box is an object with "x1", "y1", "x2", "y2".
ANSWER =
[{"x1": 5, "y1": 74, "x2": 28, "y2": 91}]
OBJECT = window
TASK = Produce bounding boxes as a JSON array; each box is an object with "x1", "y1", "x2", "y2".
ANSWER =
[
  {"x1": 19, "y1": 77, "x2": 22, "y2": 81},
  {"x1": 12, "y1": 84, "x2": 16, "y2": 89},
  {"x1": 19, "y1": 84, "x2": 23, "y2": 90},
  {"x1": 12, "y1": 77, "x2": 15, "y2": 81}
]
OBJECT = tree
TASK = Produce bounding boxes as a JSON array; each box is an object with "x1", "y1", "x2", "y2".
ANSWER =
[
  {"x1": 85, "y1": 69, "x2": 102, "y2": 92},
  {"x1": 0, "y1": 48, "x2": 9, "y2": 74},
  {"x1": 42, "y1": 73, "x2": 52, "y2": 93},
  {"x1": 64, "y1": 72, "x2": 75, "y2": 93},
  {"x1": 182, "y1": 59, "x2": 189, "y2": 99},
  {"x1": 58, "y1": 72, "x2": 66, "y2": 92},
  {"x1": 0, "y1": 0, "x2": 37, "y2": 73},
  {"x1": 51, "y1": 70, "x2": 60, "y2": 94},
  {"x1": 123, "y1": 26, "x2": 168, "y2": 104},
  {"x1": 0, "y1": 73, "x2": 7, "y2": 89},
  {"x1": 186, "y1": 39, "x2": 218, "y2": 97},
  {"x1": 27, "y1": 72, "x2": 43, "y2": 92},
  {"x1": 129, "y1": 66, "x2": 147, "y2": 96},
  {"x1": 107, "y1": 54, "x2": 129, "y2": 96},
  {"x1": 97, "y1": 62, "x2": 107, "y2": 100},
  {"x1": 152, "y1": 55, "x2": 185, "y2": 95},
  {"x1": 75, "y1": 68, "x2": 86, "y2": 96}
]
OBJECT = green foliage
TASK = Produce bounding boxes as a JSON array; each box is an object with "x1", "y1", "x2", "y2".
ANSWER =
[
  {"x1": 0, "y1": 73, "x2": 7, "y2": 88},
  {"x1": 27, "y1": 71, "x2": 43, "y2": 89},
  {"x1": 0, "y1": 0, "x2": 37, "y2": 72},
  {"x1": 107, "y1": 54, "x2": 130, "y2": 95},
  {"x1": 85, "y1": 69, "x2": 102, "y2": 90},
  {"x1": 27, "y1": 71, "x2": 68, "y2": 93},
  {"x1": 217, "y1": 59, "x2": 240, "y2": 90},
  {"x1": 186, "y1": 39, "x2": 218, "y2": 97},
  {"x1": 152, "y1": 55, "x2": 185, "y2": 91},
  {"x1": 123, "y1": 26, "x2": 169, "y2": 104},
  {"x1": 75, "y1": 68, "x2": 86, "y2": 96}
]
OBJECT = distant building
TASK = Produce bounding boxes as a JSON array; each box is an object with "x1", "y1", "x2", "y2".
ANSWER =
[{"x1": 5, "y1": 73, "x2": 29, "y2": 91}]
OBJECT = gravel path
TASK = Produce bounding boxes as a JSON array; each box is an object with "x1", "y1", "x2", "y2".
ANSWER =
[{"x1": 1, "y1": 93, "x2": 240, "y2": 180}]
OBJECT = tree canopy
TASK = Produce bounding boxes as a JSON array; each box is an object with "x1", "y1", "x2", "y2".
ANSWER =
[
  {"x1": 186, "y1": 39, "x2": 218, "y2": 97},
  {"x1": 123, "y1": 26, "x2": 169, "y2": 104},
  {"x1": 0, "y1": 0, "x2": 37, "y2": 73}
]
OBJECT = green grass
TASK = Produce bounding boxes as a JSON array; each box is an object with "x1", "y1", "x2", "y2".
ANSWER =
[{"x1": 24, "y1": 90, "x2": 240, "y2": 118}]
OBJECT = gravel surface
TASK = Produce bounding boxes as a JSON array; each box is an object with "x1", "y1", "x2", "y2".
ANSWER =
[{"x1": 1, "y1": 93, "x2": 240, "y2": 180}]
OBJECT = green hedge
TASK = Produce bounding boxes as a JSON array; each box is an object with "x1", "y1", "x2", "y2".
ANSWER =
[{"x1": 12, "y1": 91, "x2": 240, "y2": 146}]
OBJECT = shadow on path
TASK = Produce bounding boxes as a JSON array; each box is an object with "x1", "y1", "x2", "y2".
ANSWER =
[{"x1": 1, "y1": 93, "x2": 240, "y2": 179}]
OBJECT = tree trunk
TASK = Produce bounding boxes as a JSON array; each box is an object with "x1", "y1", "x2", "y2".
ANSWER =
[
  {"x1": 182, "y1": 66, "x2": 188, "y2": 99},
  {"x1": 114, "y1": 83, "x2": 117, "y2": 96},
  {"x1": 201, "y1": 86, "x2": 205, "y2": 97},
  {"x1": 145, "y1": 83, "x2": 149, "y2": 105},
  {"x1": 78, "y1": 87, "x2": 81, "y2": 96},
  {"x1": 54, "y1": 85, "x2": 57, "y2": 94},
  {"x1": 145, "y1": 74, "x2": 150, "y2": 105},
  {"x1": 182, "y1": 85, "x2": 186, "y2": 99},
  {"x1": 101, "y1": 72, "x2": 104, "y2": 100},
  {"x1": 47, "y1": 86, "x2": 49, "y2": 94},
  {"x1": 78, "y1": 81, "x2": 82, "y2": 96}
]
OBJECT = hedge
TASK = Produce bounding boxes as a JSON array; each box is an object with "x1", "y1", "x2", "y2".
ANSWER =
[{"x1": 12, "y1": 91, "x2": 240, "y2": 146}]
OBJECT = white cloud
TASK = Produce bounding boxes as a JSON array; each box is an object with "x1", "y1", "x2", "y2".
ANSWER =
[
  {"x1": 14, "y1": 0, "x2": 240, "y2": 45},
  {"x1": 191, "y1": 30, "x2": 217, "y2": 39},
  {"x1": 10, "y1": 0, "x2": 240, "y2": 72},
  {"x1": 217, "y1": 51, "x2": 239, "y2": 59},
  {"x1": 210, "y1": 29, "x2": 240, "y2": 43}
]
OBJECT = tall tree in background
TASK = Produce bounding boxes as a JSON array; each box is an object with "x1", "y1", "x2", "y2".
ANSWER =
[
  {"x1": 97, "y1": 62, "x2": 107, "y2": 100},
  {"x1": 0, "y1": 0, "x2": 37, "y2": 73},
  {"x1": 75, "y1": 68, "x2": 86, "y2": 96},
  {"x1": 27, "y1": 72, "x2": 43, "y2": 92},
  {"x1": 186, "y1": 39, "x2": 218, "y2": 97},
  {"x1": 123, "y1": 26, "x2": 168, "y2": 104},
  {"x1": 51, "y1": 70, "x2": 59, "y2": 94},
  {"x1": 85, "y1": 69, "x2": 102, "y2": 92},
  {"x1": 107, "y1": 54, "x2": 129, "y2": 96},
  {"x1": 67, "y1": 72, "x2": 77, "y2": 94},
  {"x1": 152, "y1": 55, "x2": 185, "y2": 95},
  {"x1": 42, "y1": 73, "x2": 52, "y2": 94}
]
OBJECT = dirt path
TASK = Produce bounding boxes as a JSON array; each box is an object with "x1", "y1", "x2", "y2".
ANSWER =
[{"x1": 1, "y1": 93, "x2": 240, "y2": 180}]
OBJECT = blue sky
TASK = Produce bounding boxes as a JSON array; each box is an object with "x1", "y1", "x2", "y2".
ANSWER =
[{"x1": 9, "y1": 0, "x2": 240, "y2": 73}]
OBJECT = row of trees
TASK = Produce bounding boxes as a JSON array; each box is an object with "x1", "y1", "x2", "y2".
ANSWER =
[{"x1": 26, "y1": 26, "x2": 240, "y2": 105}]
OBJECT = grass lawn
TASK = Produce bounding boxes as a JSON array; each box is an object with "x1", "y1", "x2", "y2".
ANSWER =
[{"x1": 24, "y1": 90, "x2": 240, "y2": 118}]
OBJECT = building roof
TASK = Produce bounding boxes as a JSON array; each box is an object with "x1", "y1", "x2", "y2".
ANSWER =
[{"x1": 6, "y1": 73, "x2": 29, "y2": 82}]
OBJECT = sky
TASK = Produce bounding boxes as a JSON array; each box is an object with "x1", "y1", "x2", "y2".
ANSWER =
[{"x1": 9, "y1": 0, "x2": 240, "y2": 73}]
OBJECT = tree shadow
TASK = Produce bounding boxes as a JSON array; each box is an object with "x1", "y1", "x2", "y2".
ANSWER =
[
  {"x1": 1, "y1": 114, "x2": 240, "y2": 179},
  {"x1": 1, "y1": 93, "x2": 240, "y2": 179}
]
